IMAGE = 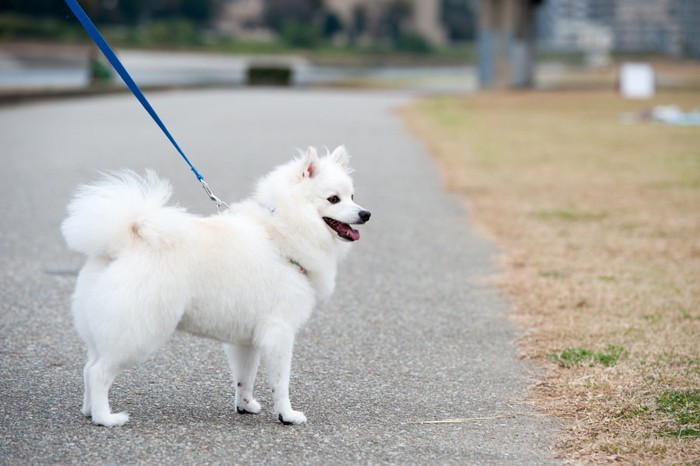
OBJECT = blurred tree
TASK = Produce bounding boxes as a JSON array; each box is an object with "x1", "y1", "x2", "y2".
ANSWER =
[
  {"x1": 378, "y1": 0, "x2": 412, "y2": 42},
  {"x1": 0, "y1": 0, "x2": 70, "y2": 18},
  {"x1": 322, "y1": 11, "x2": 342, "y2": 40},
  {"x1": 0, "y1": 0, "x2": 71, "y2": 18},
  {"x1": 395, "y1": 31, "x2": 432, "y2": 54},
  {"x1": 0, "y1": 0, "x2": 220, "y2": 25},
  {"x1": 281, "y1": 19, "x2": 321, "y2": 48},
  {"x1": 146, "y1": 0, "x2": 218, "y2": 24},
  {"x1": 114, "y1": 0, "x2": 142, "y2": 24},
  {"x1": 441, "y1": 0, "x2": 476, "y2": 41},
  {"x1": 263, "y1": 0, "x2": 324, "y2": 33},
  {"x1": 349, "y1": 5, "x2": 367, "y2": 44},
  {"x1": 263, "y1": 0, "x2": 324, "y2": 49},
  {"x1": 147, "y1": 17, "x2": 200, "y2": 44}
]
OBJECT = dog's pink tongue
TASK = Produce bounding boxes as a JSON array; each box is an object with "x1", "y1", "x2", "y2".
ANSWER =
[
  {"x1": 347, "y1": 227, "x2": 360, "y2": 241},
  {"x1": 339, "y1": 223, "x2": 360, "y2": 241}
]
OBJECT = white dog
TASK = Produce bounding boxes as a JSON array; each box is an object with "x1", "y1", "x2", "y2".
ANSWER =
[{"x1": 61, "y1": 146, "x2": 370, "y2": 427}]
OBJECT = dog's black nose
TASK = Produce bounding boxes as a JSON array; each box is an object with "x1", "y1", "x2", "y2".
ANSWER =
[{"x1": 359, "y1": 210, "x2": 371, "y2": 223}]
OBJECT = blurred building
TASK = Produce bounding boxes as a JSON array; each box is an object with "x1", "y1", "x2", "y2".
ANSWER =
[
  {"x1": 215, "y1": 0, "x2": 699, "y2": 58},
  {"x1": 405, "y1": 0, "x2": 446, "y2": 45},
  {"x1": 537, "y1": 0, "x2": 700, "y2": 58},
  {"x1": 217, "y1": 0, "x2": 446, "y2": 45},
  {"x1": 670, "y1": 0, "x2": 700, "y2": 58},
  {"x1": 216, "y1": 0, "x2": 271, "y2": 41},
  {"x1": 324, "y1": 0, "x2": 446, "y2": 44}
]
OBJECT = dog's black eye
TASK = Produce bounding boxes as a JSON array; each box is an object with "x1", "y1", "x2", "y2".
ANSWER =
[{"x1": 327, "y1": 195, "x2": 340, "y2": 204}]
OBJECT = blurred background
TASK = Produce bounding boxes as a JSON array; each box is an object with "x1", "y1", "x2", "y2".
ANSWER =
[{"x1": 0, "y1": 0, "x2": 699, "y2": 100}]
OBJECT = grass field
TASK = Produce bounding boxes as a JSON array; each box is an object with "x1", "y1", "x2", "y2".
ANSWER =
[{"x1": 403, "y1": 88, "x2": 700, "y2": 464}]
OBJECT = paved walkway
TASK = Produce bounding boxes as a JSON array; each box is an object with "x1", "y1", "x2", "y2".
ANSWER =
[{"x1": 0, "y1": 89, "x2": 558, "y2": 464}]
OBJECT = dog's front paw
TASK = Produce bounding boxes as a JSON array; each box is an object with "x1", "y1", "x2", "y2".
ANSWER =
[
  {"x1": 236, "y1": 398, "x2": 261, "y2": 415},
  {"x1": 92, "y1": 411, "x2": 129, "y2": 427},
  {"x1": 278, "y1": 410, "x2": 307, "y2": 425}
]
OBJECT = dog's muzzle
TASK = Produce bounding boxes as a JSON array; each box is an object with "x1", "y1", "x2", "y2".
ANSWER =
[{"x1": 323, "y1": 210, "x2": 371, "y2": 242}]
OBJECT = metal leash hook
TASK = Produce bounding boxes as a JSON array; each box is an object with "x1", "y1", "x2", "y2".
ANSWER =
[{"x1": 200, "y1": 180, "x2": 229, "y2": 213}]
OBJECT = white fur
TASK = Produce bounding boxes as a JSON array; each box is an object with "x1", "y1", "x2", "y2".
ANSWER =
[{"x1": 62, "y1": 146, "x2": 369, "y2": 427}]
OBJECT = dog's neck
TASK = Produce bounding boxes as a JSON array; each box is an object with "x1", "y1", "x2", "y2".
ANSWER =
[{"x1": 243, "y1": 199, "x2": 346, "y2": 300}]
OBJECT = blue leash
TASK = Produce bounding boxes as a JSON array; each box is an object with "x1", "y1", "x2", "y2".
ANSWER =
[{"x1": 64, "y1": 0, "x2": 228, "y2": 211}]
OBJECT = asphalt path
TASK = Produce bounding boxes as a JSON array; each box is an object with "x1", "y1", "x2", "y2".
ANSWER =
[{"x1": 0, "y1": 89, "x2": 558, "y2": 464}]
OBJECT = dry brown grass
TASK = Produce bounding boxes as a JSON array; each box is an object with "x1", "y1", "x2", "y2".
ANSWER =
[{"x1": 403, "y1": 88, "x2": 700, "y2": 464}]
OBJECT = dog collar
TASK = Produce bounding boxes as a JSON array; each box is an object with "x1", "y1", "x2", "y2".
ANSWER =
[{"x1": 288, "y1": 258, "x2": 307, "y2": 275}]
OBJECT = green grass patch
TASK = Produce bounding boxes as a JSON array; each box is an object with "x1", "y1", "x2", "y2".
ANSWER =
[
  {"x1": 615, "y1": 405, "x2": 651, "y2": 420},
  {"x1": 655, "y1": 389, "x2": 700, "y2": 438},
  {"x1": 548, "y1": 345, "x2": 628, "y2": 368},
  {"x1": 534, "y1": 208, "x2": 608, "y2": 222},
  {"x1": 539, "y1": 270, "x2": 567, "y2": 279}
]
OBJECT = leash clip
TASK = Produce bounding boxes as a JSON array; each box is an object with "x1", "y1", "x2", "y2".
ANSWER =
[{"x1": 200, "y1": 180, "x2": 228, "y2": 213}]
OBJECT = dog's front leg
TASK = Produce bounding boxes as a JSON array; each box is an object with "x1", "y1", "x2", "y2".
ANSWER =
[
  {"x1": 224, "y1": 343, "x2": 262, "y2": 415},
  {"x1": 260, "y1": 328, "x2": 306, "y2": 425}
]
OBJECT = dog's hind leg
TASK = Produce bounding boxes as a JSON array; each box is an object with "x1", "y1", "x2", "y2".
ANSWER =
[
  {"x1": 259, "y1": 327, "x2": 307, "y2": 425},
  {"x1": 87, "y1": 359, "x2": 129, "y2": 427},
  {"x1": 224, "y1": 343, "x2": 261, "y2": 415},
  {"x1": 81, "y1": 349, "x2": 97, "y2": 417}
]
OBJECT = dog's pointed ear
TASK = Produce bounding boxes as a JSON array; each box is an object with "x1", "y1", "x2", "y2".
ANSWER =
[
  {"x1": 330, "y1": 145, "x2": 351, "y2": 170},
  {"x1": 302, "y1": 146, "x2": 319, "y2": 179}
]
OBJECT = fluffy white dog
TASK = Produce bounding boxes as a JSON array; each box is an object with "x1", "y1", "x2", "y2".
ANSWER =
[{"x1": 62, "y1": 146, "x2": 370, "y2": 427}]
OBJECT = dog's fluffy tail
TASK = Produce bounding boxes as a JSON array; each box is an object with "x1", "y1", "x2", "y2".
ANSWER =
[{"x1": 62, "y1": 170, "x2": 188, "y2": 258}]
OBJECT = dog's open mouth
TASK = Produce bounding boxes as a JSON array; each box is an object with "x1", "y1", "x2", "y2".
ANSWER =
[{"x1": 323, "y1": 217, "x2": 360, "y2": 242}]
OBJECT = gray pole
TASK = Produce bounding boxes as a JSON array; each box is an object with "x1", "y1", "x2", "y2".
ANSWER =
[{"x1": 477, "y1": 0, "x2": 539, "y2": 89}]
